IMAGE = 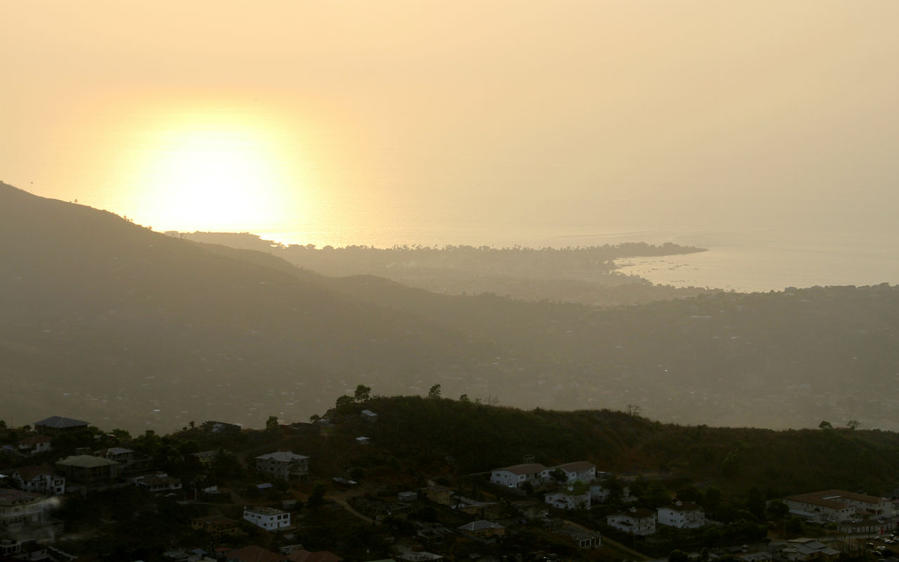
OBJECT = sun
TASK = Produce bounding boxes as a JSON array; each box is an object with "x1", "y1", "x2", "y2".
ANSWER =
[{"x1": 119, "y1": 107, "x2": 309, "y2": 232}]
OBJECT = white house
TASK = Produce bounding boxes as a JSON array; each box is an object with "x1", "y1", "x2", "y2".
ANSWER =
[
  {"x1": 361, "y1": 409, "x2": 378, "y2": 421},
  {"x1": 9, "y1": 466, "x2": 65, "y2": 496},
  {"x1": 784, "y1": 490, "x2": 892, "y2": 523},
  {"x1": 545, "y1": 490, "x2": 591, "y2": 511},
  {"x1": 243, "y1": 506, "x2": 291, "y2": 531},
  {"x1": 0, "y1": 489, "x2": 55, "y2": 532},
  {"x1": 255, "y1": 451, "x2": 309, "y2": 480},
  {"x1": 16, "y1": 435, "x2": 52, "y2": 456},
  {"x1": 490, "y1": 463, "x2": 546, "y2": 488},
  {"x1": 658, "y1": 502, "x2": 705, "y2": 528},
  {"x1": 607, "y1": 509, "x2": 656, "y2": 536},
  {"x1": 542, "y1": 461, "x2": 596, "y2": 484}
]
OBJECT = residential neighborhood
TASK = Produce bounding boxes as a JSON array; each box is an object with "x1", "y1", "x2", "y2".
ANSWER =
[{"x1": 3, "y1": 399, "x2": 899, "y2": 562}]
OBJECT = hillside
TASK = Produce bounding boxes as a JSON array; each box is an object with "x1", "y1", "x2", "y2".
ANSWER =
[
  {"x1": 4, "y1": 182, "x2": 899, "y2": 431},
  {"x1": 0, "y1": 182, "x2": 507, "y2": 430},
  {"x1": 326, "y1": 395, "x2": 899, "y2": 497}
]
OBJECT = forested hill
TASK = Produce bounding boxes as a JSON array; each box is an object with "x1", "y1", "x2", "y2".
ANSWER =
[{"x1": 325, "y1": 395, "x2": 899, "y2": 497}]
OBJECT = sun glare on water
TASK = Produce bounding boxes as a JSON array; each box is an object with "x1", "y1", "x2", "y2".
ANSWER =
[{"x1": 119, "y1": 107, "x2": 310, "y2": 232}]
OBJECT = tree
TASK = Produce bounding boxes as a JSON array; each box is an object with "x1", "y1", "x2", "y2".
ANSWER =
[
  {"x1": 459, "y1": 394, "x2": 470, "y2": 402},
  {"x1": 335, "y1": 394, "x2": 355, "y2": 411},
  {"x1": 428, "y1": 384, "x2": 442, "y2": 399},
  {"x1": 266, "y1": 416, "x2": 279, "y2": 431},
  {"x1": 549, "y1": 468, "x2": 567, "y2": 483},
  {"x1": 819, "y1": 420, "x2": 833, "y2": 430},
  {"x1": 354, "y1": 384, "x2": 372, "y2": 402},
  {"x1": 308, "y1": 484, "x2": 326, "y2": 508},
  {"x1": 847, "y1": 420, "x2": 860, "y2": 430}
]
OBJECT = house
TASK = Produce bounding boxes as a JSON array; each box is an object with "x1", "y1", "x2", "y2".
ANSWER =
[
  {"x1": 361, "y1": 409, "x2": 378, "y2": 421},
  {"x1": 0, "y1": 488, "x2": 55, "y2": 532},
  {"x1": 541, "y1": 461, "x2": 596, "y2": 484},
  {"x1": 16, "y1": 435, "x2": 52, "y2": 456},
  {"x1": 398, "y1": 491, "x2": 418, "y2": 502},
  {"x1": 243, "y1": 506, "x2": 291, "y2": 531},
  {"x1": 657, "y1": 502, "x2": 705, "y2": 528},
  {"x1": 104, "y1": 447, "x2": 135, "y2": 465},
  {"x1": 33, "y1": 416, "x2": 88, "y2": 435},
  {"x1": 255, "y1": 451, "x2": 309, "y2": 480},
  {"x1": 9, "y1": 465, "x2": 65, "y2": 495},
  {"x1": 203, "y1": 420, "x2": 242, "y2": 433},
  {"x1": 785, "y1": 490, "x2": 894, "y2": 523},
  {"x1": 56, "y1": 455, "x2": 120, "y2": 484},
  {"x1": 545, "y1": 489, "x2": 591, "y2": 511},
  {"x1": 489, "y1": 463, "x2": 546, "y2": 488},
  {"x1": 607, "y1": 508, "x2": 656, "y2": 536},
  {"x1": 355, "y1": 436, "x2": 371, "y2": 445},
  {"x1": 226, "y1": 545, "x2": 287, "y2": 562},
  {"x1": 458, "y1": 519, "x2": 505, "y2": 538},
  {"x1": 133, "y1": 472, "x2": 182, "y2": 493}
]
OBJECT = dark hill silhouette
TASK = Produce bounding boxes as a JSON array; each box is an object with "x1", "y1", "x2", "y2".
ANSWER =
[{"x1": 0, "y1": 182, "x2": 502, "y2": 430}]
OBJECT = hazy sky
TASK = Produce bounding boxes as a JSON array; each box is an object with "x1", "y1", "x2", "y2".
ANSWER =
[{"x1": 3, "y1": 1, "x2": 899, "y2": 243}]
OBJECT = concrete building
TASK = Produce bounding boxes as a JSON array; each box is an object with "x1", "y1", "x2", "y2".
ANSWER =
[
  {"x1": 56, "y1": 455, "x2": 120, "y2": 484},
  {"x1": 255, "y1": 451, "x2": 310, "y2": 480},
  {"x1": 489, "y1": 463, "x2": 546, "y2": 488},
  {"x1": 607, "y1": 508, "x2": 656, "y2": 536},
  {"x1": 657, "y1": 502, "x2": 706, "y2": 528},
  {"x1": 243, "y1": 506, "x2": 291, "y2": 531}
]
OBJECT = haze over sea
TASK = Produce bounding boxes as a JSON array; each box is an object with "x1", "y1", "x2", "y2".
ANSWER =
[{"x1": 259, "y1": 225, "x2": 899, "y2": 293}]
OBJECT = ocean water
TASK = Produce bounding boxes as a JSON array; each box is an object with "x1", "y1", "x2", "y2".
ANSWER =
[{"x1": 259, "y1": 226, "x2": 899, "y2": 293}]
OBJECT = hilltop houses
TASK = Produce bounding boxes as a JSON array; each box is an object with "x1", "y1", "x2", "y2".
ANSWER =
[
  {"x1": 56, "y1": 455, "x2": 120, "y2": 484},
  {"x1": 489, "y1": 463, "x2": 546, "y2": 488},
  {"x1": 658, "y1": 502, "x2": 706, "y2": 528},
  {"x1": 607, "y1": 508, "x2": 657, "y2": 536},
  {"x1": 243, "y1": 506, "x2": 291, "y2": 531},
  {"x1": 490, "y1": 460, "x2": 596, "y2": 489},
  {"x1": 541, "y1": 461, "x2": 596, "y2": 484},
  {"x1": 785, "y1": 489, "x2": 895, "y2": 523},
  {"x1": 34, "y1": 416, "x2": 88, "y2": 435},
  {"x1": 545, "y1": 489, "x2": 591, "y2": 510},
  {"x1": 8, "y1": 465, "x2": 65, "y2": 496},
  {"x1": 255, "y1": 451, "x2": 310, "y2": 480}
]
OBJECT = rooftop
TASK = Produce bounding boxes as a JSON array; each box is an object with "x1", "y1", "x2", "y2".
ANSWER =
[
  {"x1": 245, "y1": 506, "x2": 288, "y2": 516},
  {"x1": 34, "y1": 416, "x2": 88, "y2": 429},
  {"x1": 553, "y1": 461, "x2": 595, "y2": 473},
  {"x1": 256, "y1": 451, "x2": 309, "y2": 462},
  {"x1": 787, "y1": 489, "x2": 889, "y2": 509},
  {"x1": 0, "y1": 488, "x2": 42, "y2": 506},
  {"x1": 12, "y1": 464, "x2": 56, "y2": 481},
  {"x1": 57, "y1": 455, "x2": 119, "y2": 468},
  {"x1": 496, "y1": 463, "x2": 546, "y2": 475}
]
